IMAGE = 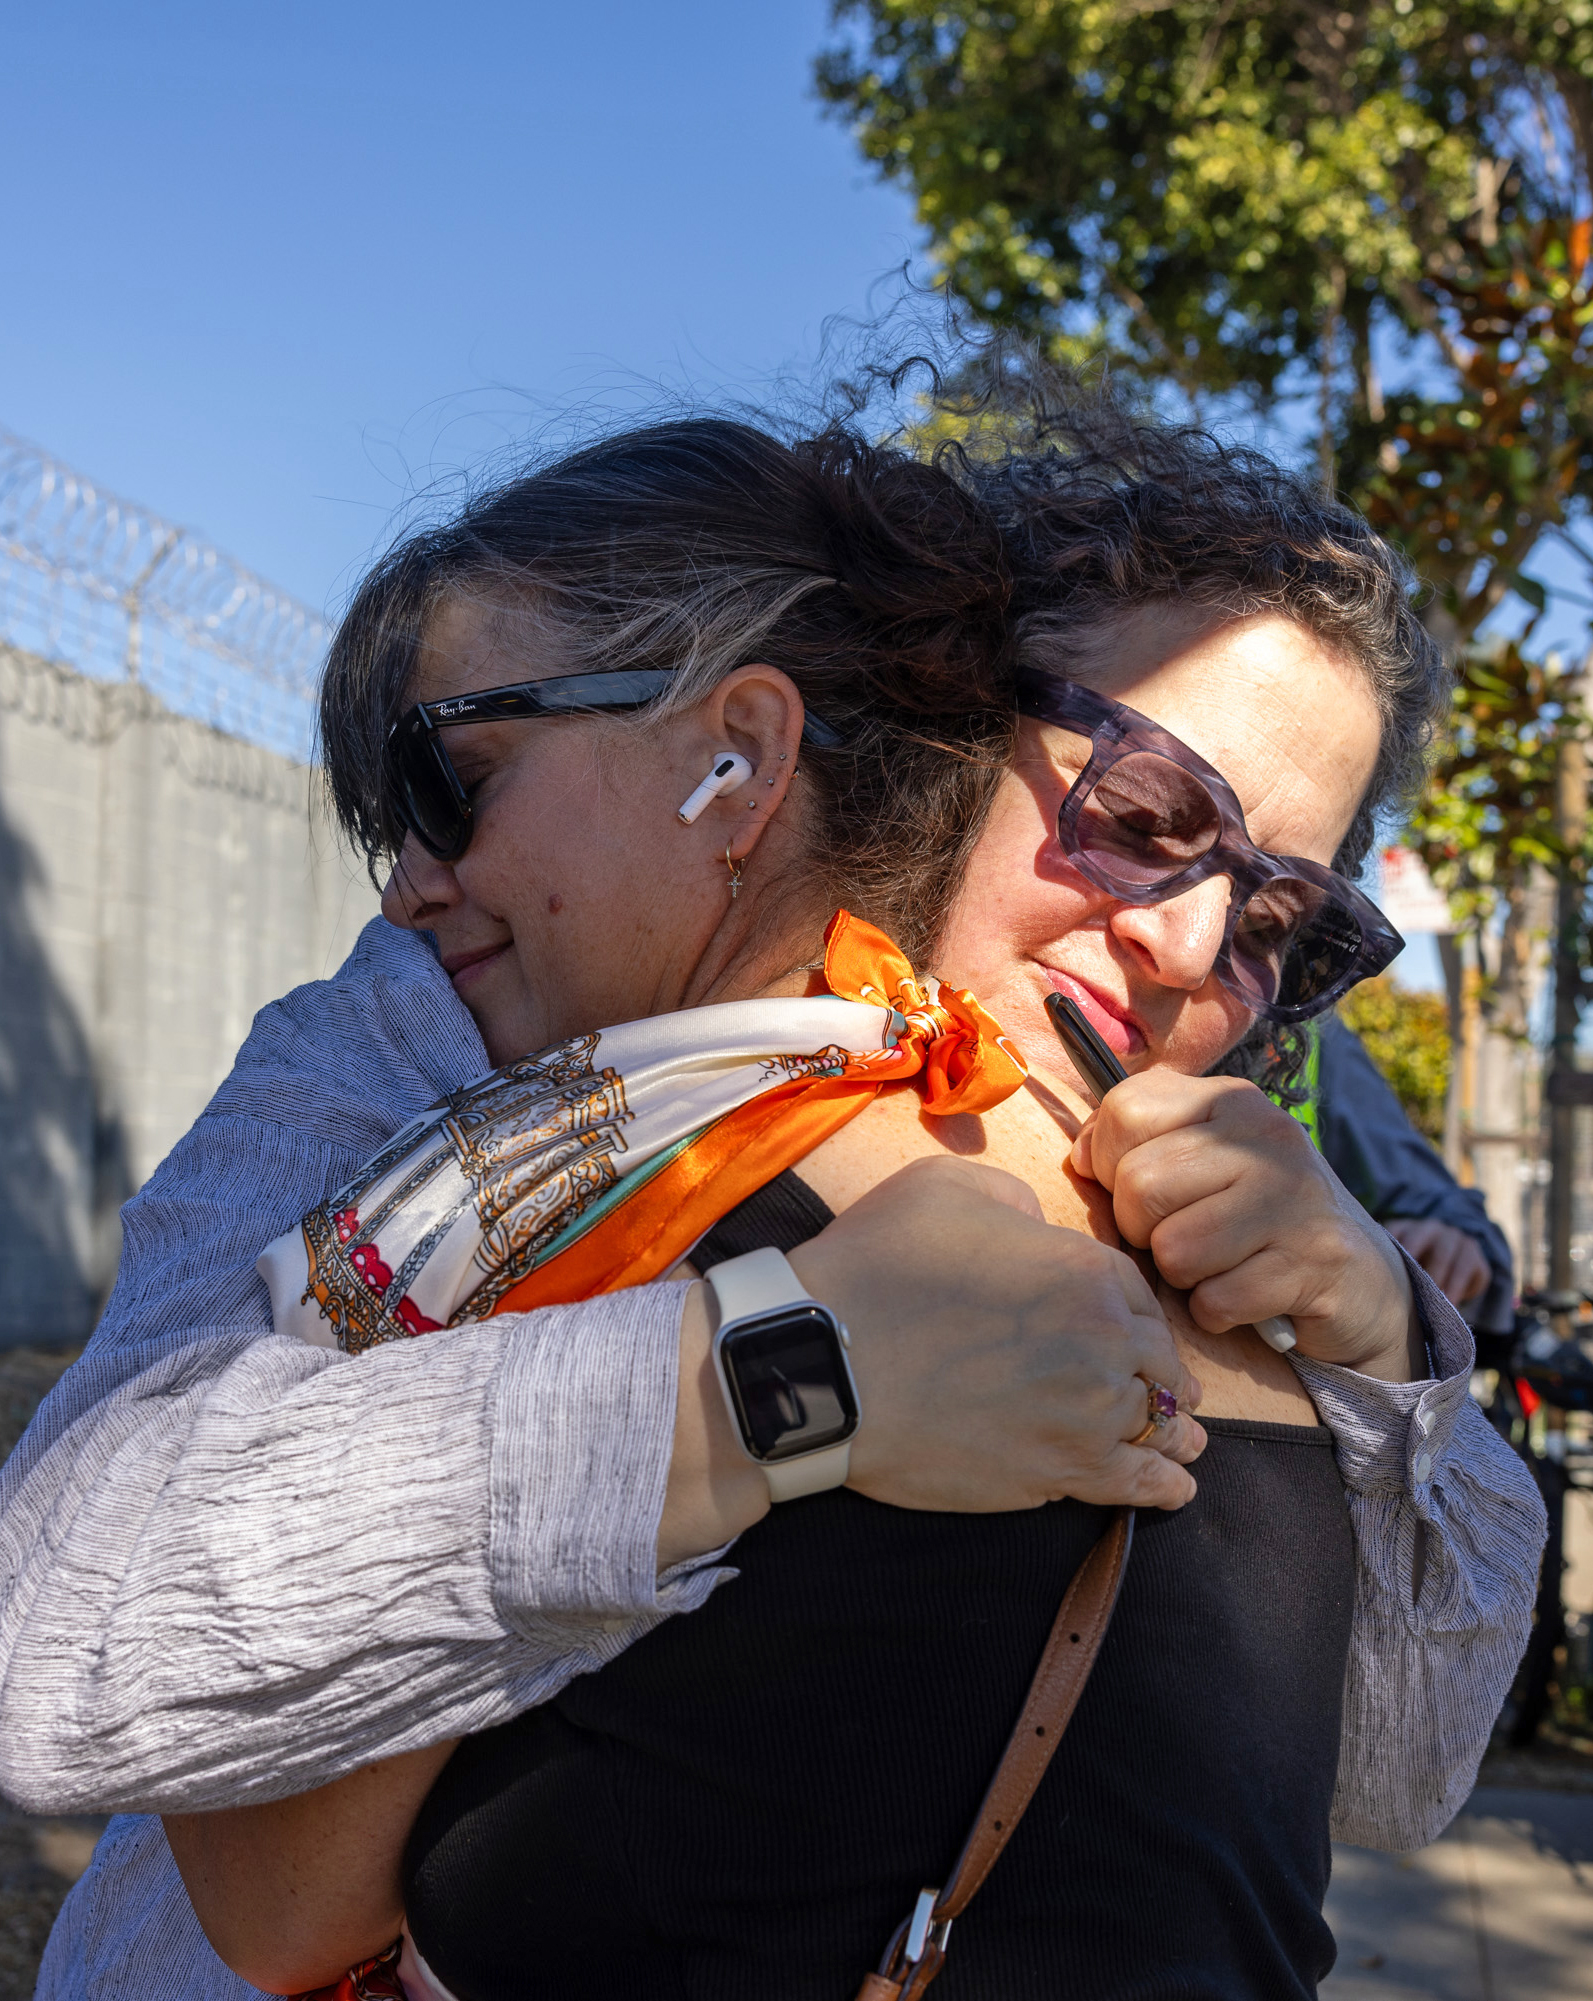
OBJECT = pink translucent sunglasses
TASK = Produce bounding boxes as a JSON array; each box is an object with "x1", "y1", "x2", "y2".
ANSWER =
[{"x1": 1017, "y1": 673, "x2": 1402, "y2": 1024}]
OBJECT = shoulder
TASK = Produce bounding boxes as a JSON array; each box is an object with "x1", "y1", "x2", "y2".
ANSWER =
[
  {"x1": 203, "y1": 918, "x2": 489, "y2": 1154},
  {"x1": 1316, "y1": 1015, "x2": 1391, "y2": 1100},
  {"x1": 100, "y1": 921, "x2": 489, "y2": 1338}
]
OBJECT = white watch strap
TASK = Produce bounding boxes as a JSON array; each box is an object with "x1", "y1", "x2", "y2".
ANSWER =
[
  {"x1": 763, "y1": 1442, "x2": 852, "y2": 1502},
  {"x1": 704, "y1": 1245, "x2": 813, "y2": 1321},
  {"x1": 704, "y1": 1247, "x2": 854, "y2": 1502}
]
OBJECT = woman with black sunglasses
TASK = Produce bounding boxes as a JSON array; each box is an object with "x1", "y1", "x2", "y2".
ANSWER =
[
  {"x1": 18, "y1": 411, "x2": 1204, "y2": 2001},
  {"x1": 34, "y1": 405, "x2": 1541, "y2": 2001}
]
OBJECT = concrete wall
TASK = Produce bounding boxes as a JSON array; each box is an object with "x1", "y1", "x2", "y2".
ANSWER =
[{"x1": 0, "y1": 645, "x2": 379, "y2": 1344}]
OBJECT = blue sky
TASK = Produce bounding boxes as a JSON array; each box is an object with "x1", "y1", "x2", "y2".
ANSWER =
[{"x1": 1, "y1": 2, "x2": 922, "y2": 616}]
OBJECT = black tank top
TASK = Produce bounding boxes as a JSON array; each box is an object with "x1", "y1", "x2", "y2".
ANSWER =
[{"x1": 406, "y1": 1173, "x2": 1356, "y2": 2001}]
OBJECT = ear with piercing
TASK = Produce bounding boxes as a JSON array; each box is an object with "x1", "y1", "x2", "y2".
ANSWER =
[{"x1": 677, "y1": 752, "x2": 754, "y2": 824}]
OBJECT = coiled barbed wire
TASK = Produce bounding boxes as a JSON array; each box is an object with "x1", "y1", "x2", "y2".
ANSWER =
[{"x1": 0, "y1": 429, "x2": 327, "y2": 761}]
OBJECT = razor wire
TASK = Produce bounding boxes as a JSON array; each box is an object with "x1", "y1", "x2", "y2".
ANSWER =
[{"x1": 0, "y1": 429, "x2": 327, "y2": 761}]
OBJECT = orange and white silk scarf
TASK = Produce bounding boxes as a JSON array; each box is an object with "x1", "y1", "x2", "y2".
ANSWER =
[{"x1": 262, "y1": 911, "x2": 1026, "y2": 1357}]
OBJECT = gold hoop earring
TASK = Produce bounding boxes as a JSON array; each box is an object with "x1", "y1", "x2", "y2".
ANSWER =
[{"x1": 725, "y1": 848, "x2": 743, "y2": 900}]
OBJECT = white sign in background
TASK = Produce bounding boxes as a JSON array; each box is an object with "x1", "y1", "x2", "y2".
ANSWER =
[{"x1": 1377, "y1": 846, "x2": 1454, "y2": 935}]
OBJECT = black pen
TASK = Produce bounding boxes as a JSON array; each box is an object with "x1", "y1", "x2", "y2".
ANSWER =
[{"x1": 1045, "y1": 992, "x2": 1297, "y2": 1354}]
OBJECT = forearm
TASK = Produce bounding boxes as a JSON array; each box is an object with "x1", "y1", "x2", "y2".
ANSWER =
[
  {"x1": 165, "y1": 1739, "x2": 459, "y2": 1994},
  {"x1": 1301, "y1": 1224, "x2": 1427, "y2": 1384},
  {"x1": 0, "y1": 1287, "x2": 732, "y2": 1814},
  {"x1": 1337, "y1": 1262, "x2": 1428, "y2": 1384},
  {"x1": 1292, "y1": 1265, "x2": 1548, "y2": 1848},
  {"x1": 1329, "y1": 1454, "x2": 1542, "y2": 1850},
  {"x1": 155, "y1": 1273, "x2": 877, "y2": 1993}
]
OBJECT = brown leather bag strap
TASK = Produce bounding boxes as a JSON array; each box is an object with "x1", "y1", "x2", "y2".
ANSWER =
[{"x1": 854, "y1": 1508, "x2": 1135, "y2": 2001}]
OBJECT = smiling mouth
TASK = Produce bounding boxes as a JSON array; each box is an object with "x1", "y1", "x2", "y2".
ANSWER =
[
  {"x1": 1041, "y1": 970, "x2": 1148, "y2": 1059},
  {"x1": 443, "y1": 942, "x2": 511, "y2": 985}
]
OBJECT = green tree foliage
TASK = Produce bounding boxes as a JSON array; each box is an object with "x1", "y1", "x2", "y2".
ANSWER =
[
  {"x1": 817, "y1": 1, "x2": 1593, "y2": 632},
  {"x1": 1337, "y1": 977, "x2": 1452, "y2": 1143},
  {"x1": 819, "y1": 2, "x2": 1460, "y2": 389},
  {"x1": 1344, "y1": 215, "x2": 1593, "y2": 644},
  {"x1": 818, "y1": 4, "x2": 1593, "y2": 405},
  {"x1": 1405, "y1": 641, "x2": 1592, "y2": 1035},
  {"x1": 1409, "y1": 642, "x2": 1588, "y2": 927}
]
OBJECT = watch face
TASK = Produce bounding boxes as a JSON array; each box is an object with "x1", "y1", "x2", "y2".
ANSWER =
[{"x1": 719, "y1": 1306, "x2": 859, "y2": 1463}]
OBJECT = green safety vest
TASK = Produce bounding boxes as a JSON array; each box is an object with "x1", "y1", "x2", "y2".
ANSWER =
[{"x1": 1271, "y1": 1021, "x2": 1321, "y2": 1152}]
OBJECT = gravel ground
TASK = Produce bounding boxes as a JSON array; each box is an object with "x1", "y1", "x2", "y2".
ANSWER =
[{"x1": 0, "y1": 1799, "x2": 106, "y2": 2001}]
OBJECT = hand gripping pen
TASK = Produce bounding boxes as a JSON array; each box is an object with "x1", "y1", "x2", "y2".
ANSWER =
[{"x1": 1044, "y1": 992, "x2": 1298, "y2": 1355}]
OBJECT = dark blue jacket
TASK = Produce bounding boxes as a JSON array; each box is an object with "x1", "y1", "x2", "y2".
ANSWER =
[{"x1": 1316, "y1": 1016, "x2": 1515, "y2": 1333}]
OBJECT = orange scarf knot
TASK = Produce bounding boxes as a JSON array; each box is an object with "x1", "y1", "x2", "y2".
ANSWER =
[{"x1": 820, "y1": 910, "x2": 1028, "y2": 1116}]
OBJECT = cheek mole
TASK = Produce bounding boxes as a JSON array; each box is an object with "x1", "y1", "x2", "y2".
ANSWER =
[{"x1": 547, "y1": 893, "x2": 565, "y2": 915}]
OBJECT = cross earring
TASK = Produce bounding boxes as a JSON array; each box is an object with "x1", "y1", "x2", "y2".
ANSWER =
[{"x1": 725, "y1": 848, "x2": 743, "y2": 899}]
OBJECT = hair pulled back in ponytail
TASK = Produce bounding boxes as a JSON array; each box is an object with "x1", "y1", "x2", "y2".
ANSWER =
[{"x1": 320, "y1": 418, "x2": 1016, "y2": 963}]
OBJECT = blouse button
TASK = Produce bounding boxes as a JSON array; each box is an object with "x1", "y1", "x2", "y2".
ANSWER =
[{"x1": 1414, "y1": 1451, "x2": 1433, "y2": 1485}]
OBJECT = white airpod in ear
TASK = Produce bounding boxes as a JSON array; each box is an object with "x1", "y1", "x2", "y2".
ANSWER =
[{"x1": 677, "y1": 752, "x2": 754, "y2": 824}]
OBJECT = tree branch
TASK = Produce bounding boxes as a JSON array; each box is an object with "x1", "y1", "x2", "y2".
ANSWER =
[
  {"x1": 1393, "y1": 278, "x2": 1471, "y2": 379},
  {"x1": 1549, "y1": 520, "x2": 1593, "y2": 575}
]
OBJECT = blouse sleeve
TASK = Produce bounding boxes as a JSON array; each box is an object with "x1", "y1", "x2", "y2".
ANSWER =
[
  {"x1": 0, "y1": 922, "x2": 734, "y2": 1817},
  {"x1": 1289, "y1": 1255, "x2": 1547, "y2": 1850}
]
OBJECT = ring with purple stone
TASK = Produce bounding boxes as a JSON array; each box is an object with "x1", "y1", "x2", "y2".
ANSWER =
[{"x1": 1130, "y1": 1378, "x2": 1180, "y2": 1447}]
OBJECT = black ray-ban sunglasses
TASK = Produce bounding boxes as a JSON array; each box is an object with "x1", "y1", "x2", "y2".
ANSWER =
[
  {"x1": 1016, "y1": 672, "x2": 1402, "y2": 1024},
  {"x1": 386, "y1": 669, "x2": 844, "y2": 863}
]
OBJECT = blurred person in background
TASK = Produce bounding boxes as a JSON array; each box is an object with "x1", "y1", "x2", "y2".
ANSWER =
[{"x1": 1314, "y1": 1014, "x2": 1514, "y2": 1330}]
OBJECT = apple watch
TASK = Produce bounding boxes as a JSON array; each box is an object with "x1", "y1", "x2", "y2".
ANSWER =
[{"x1": 704, "y1": 1246, "x2": 861, "y2": 1501}]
